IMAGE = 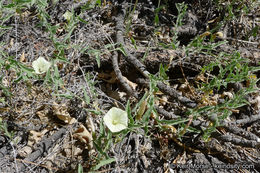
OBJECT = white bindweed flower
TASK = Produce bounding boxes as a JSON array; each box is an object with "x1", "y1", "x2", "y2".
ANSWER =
[
  {"x1": 103, "y1": 107, "x2": 128, "y2": 133},
  {"x1": 63, "y1": 11, "x2": 73, "y2": 22},
  {"x1": 32, "y1": 57, "x2": 51, "y2": 74}
]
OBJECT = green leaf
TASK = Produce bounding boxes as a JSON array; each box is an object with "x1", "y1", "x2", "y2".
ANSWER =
[
  {"x1": 92, "y1": 157, "x2": 116, "y2": 171},
  {"x1": 78, "y1": 164, "x2": 83, "y2": 173},
  {"x1": 3, "y1": 4, "x2": 15, "y2": 8},
  {"x1": 130, "y1": 37, "x2": 137, "y2": 49},
  {"x1": 116, "y1": 46, "x2": 127, "y2": 56},
  {"x1": 154, "y1": 13, "x2": 159, "y2": 26},
  {"x1": 64, "y1": 25, "x2": 77, "y2": 41},
  {"x1": 104, "y1": 132, "x2": 113, "y2": 152},
  {"x1": 159, "y1": 64, "x2": 169, "y2": 80},
  {"x1": 93, "y1": 141, "x2": 108, "y2": 158},
  {"x1": 157, "y1": 118, "x2": 189, "y2": 125},
  {"x1": 83, "y1": 88, "x2": 90, "y2": 104},
  {"x1": 78, "y1": 16, "x2": 89, "y2": 24},
  {"x1": 14, "y1": 74, "x2": 23, "y2": 83},
  {"x1": 202, "y1": 126, "x2": 217, "y2": 141},
  {"x1": 251, "y1": 26, "x2": 259, "y2": 37},
  {"x1": 196, "y1": 106, "x2": 214, "y2": 114},
  {"x1": 95, "y1": 0, "x2": 101, "y2": 6},
  {"x1": 14, "y1": 0, "x2": 32, "y2": 4},
  {"x1": 126, "y1": 100, "x2": 134, "y2": 124},
  {"x1": 54, "y1": 93, "x2": 74, "y2": 99},
  {"x1": 142, "y1": 95, "x2": 154, "y2": 122},
  {"x1": 133, "y1": 91, "x2": 148, "y2": 112},
  {"x1": 19, "y1": 63, "x2": 34, "y2": 72}
]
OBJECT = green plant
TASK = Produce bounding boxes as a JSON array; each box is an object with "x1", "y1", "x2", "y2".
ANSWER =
[
  {"x1": 125, "y1": 0, "x2": 138, "y2": 33},
  {"x1": 171, "y1": 2, "x2": 187, "y2": 49},
  {"x1": 78, "y1": 163, "x2": 83, "y2": 173},
  {"x1": 196, "y1": 53, "x2": 259, "y2": 139},
  {"x1": 91, "y1": 77, "x2": 161, "y2": 170},
  {"x1": 2, "y1": 56, "x2": 34, "y2": 83},
  {"x1": 147, "y1": 1, "x2": 260, "y2": 141},
  {"x1": 0, "y1": 118, "x2": 14, "y2": 140}
]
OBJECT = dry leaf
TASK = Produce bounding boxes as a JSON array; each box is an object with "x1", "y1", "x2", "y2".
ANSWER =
[
  {"x1": 250, "y1": 95, "x2": 260, "y2": 111},
  {"x1": 18, "y1": 146, "x2": 33, "y2": 157},
  {"x1": 86, "y1": 116, "x2": 95, "y2": 133},
  {"x1": 36, "y1": 110, "x2": 49, "y2": 122},
  {"x1": 154, "y1": 90, "x2": 164, "y2": 95},
  {"x1": 213, "y1": 31, "x2": 224, "y2": 39},
  {"x1": 137, "y1": 100, "x2": 147, "y2": 120},
  {"x1": 221, "y1": 91, "x2": 233, "y2": 99},
  {"x1": 73, "y1": 124, "x2": 93, "y2": 149},
  {"x1": 99, "y1": 71, "x2": 138, "y2": 90},
  {"x1": 123, "y1": 76, "x2": 138, "y2": 90},
  {"x1": 195, "y1": 73, "x2": 206, "y2": 82},
  {"x1": 56, "y1": 113, "x2": 76, "y2": 124},
  {"x1": 73, "y1": 147, "x2": 83, "y2": 156},
  {"x1": 162, "y1": 125, "x2": 177, "y2": 134},
  {"x1": 159, "y1": 96, "x2": 168, "y2": 105},
  {"x1": 107, "y1": 90, "x2": 126, "y2": 101},
  {"x1": 98, "y1": 71, "x2": 117, "y2": 84},
  {"x1": 53, "y1": 102, "x2": 76, "y2": 124},
  {"x1": 20, "y1": 51, "x2": 26, "y2": 62},
  {"x1": 9, "y1": 38, "x2": 14, "y2": 47},
  {"x1": 28, "y1": 129, "x2": 48, "y2": 146},
  {"x1": 178, "y1": 82, "x2": 190, "y2": 96},
  {"x1": 199, "y1": 31, "x2": 211, "y2": 39},
  {"x1": 118, "y1": 91, "x2": 127, "y2": 99}
]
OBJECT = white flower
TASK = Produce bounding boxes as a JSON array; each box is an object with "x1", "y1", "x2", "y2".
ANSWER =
[
  {"x1": 103, "y1": 107, "x2": 128, "y2": 133},
  {"x1": 63, "y1": 11, "x2": 73, "y2": 22},
  {"x1": 32, "y1": 57, "x2": 51, "y2": 74}
]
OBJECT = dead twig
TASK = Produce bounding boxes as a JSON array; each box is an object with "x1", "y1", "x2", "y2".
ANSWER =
[
  {"x1": 235, "y1": 113, "x2": 260, "y2": 125},
  {"x1": 15, "y1": 158, "x2": 59, "y2": 171},
  {"x1": 17, "y1": 126, "x2": 69, "y2": 171},
  {"x1": 212, "y1": 132, "x2": 259, "y2": 148},
  {"x1": 222, "y1": 122, "x2": 260, "y2": 142},
  {"x1": 112, "y1": 51, "x2": 138, "y2": 98},
  {"x1": 114, "y1": 8, "x2": 150, "y2": 78},
  {"x1": 136, "y1": 78, "x2": 197, "y2": 108}
]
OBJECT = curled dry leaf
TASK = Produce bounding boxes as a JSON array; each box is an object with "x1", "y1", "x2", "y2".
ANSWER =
[
  {"x1": 137, "y1": 99, "x2": 147, "y2": 120},
  {"x1": 28, "y1": 129, "x2": 48, "y2": 146},
  {"x1": 250, "y1": 95, "x2": 260, "y2": 111},
  {"x1": 221, "y1": 91, "x2": 233, "y2": 99},
  {"x1": 73, "y1": 124, "x2": 93, "y2": 149},
  {"x1": 19, "y1": 146, "x2": 33, "y2": 157},
  {"x1": 123, "y1": 76, "x2": 138, "y2": 90},
  {"x1": 98, "y1": 71, "x2": 137, "y2": 90},
  {"x1": 107, "y1": 90, "x2": 126, "y2": 101},
  {"x1": 195, "y1": 73, "x2": 206, "y2": 82},
  {"x1": 73, "y1": 147, "x2": 83, "y2": 156},
  {"x1": 162, "y1": 125, "x2": 177, "y2": 134},
  {"x1": 98, "y1": 71, "x2": 117, "y2": 83},
  {"x1": 213, "y1": 31, "x2": 224, "y2": 39},
  {"x1": 179, "y1": 83, "x2": 189, "y2": 93},
  {"x1": 36, "y1": 110, "x2": 49, "y2": 122},
  {"x1": 118, "y1": 91, "x2": 127, "y2": 98},
  {"x1": 199, "y1": 31, "x2": 211, "y2": 39},
  {"x1": 53, "y1": 102, "x2": 76, "y2": 124},
  {"x1": 159, "y1": 95, "x2": 168, "y2": 106},
  {"x1": 86, "y1": 116, "x2": 95, "y2": 133},
  {"x1": 20, "y1": 51, "x2": 26, "y2": 62}
]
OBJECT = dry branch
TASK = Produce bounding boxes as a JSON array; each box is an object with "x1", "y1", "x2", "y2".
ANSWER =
[{"x1": 17, "y1": 126, "x2": 69, "y2": 171}]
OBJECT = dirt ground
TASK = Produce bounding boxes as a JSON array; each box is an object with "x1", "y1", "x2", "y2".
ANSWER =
[{"x1": 0, "y1": 0, "x2": 260, "y2": 172}]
